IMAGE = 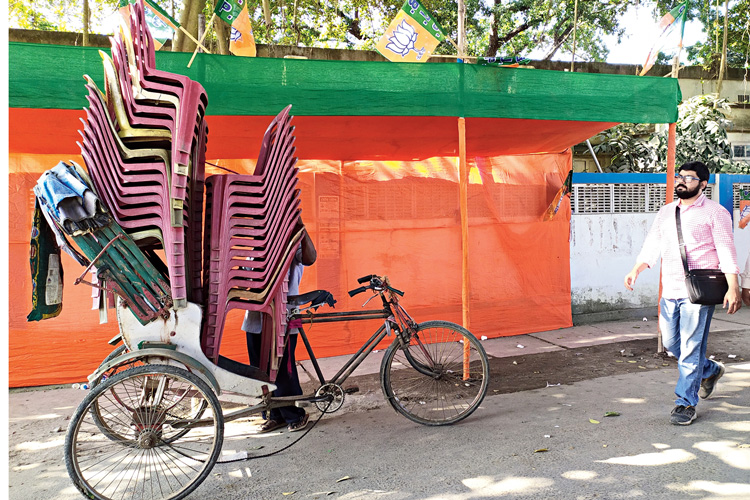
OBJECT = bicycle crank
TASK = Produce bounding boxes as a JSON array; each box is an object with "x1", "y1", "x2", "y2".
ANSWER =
[{"x1": 314, "y1": 383, "x2": 346, "y2": 413}]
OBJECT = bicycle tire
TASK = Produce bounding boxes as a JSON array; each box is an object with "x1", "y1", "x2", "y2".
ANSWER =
[
  {"x1": 89, "y1": 347, "x2": 209, "y2": 443},
  {"x1": 90, "y1": 344, "x2": 129, "y2": 389},
  {"x1": 380, "y1": 320, "x2": 489, "y2": 426},
  {"x1": 65, "y1": 364, "x2": 224, "y2": 500}
]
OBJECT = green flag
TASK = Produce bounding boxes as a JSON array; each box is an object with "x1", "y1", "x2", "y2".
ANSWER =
[
  {"x1": 119, "y1": 0, "x2": 177, "y2": 49},
  {"x1": 639, "y1": 2, "x2": 688, "y2": 76},
  {"x1": 214, "y1": 0, "x2": 245, "y2": 25}
]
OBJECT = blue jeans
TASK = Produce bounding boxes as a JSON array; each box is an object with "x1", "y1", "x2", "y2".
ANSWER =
[{"x1": 659, "y1": 298, "x2": 721, "y2": 408}]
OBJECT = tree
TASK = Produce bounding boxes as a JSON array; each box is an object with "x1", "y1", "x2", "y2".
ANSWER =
[
  {"x1": 654, "y1": 0, "x2": 750, "y2": 69},
  {"x1": 593, "y1": 94, "x2": 750, "y2": 174}
]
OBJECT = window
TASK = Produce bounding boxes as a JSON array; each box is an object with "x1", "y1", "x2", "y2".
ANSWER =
[{"x1": 733, "y1": 144, "x2": 750, "y2": 160}]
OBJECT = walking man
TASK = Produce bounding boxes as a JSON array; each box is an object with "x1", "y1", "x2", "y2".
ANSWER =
[{"x1": 624, "y1": 161, "x2": 741, "y2": 425}]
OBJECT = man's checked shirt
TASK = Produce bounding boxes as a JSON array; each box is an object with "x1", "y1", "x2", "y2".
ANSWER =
[{"x1": 637, "y1": 192, "x2": 739, "y2": 299}]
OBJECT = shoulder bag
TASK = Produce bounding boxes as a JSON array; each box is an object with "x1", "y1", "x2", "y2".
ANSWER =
[{"x1": 675, "y1": 205, "x2": 728, "y2": 305}]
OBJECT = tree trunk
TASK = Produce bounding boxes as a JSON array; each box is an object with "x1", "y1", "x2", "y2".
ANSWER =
[
  {"x1": 213, "y1": 0, "x2": 230, "y2": 55},
  {"x1": 716, "y1": 0, "x2": 729, "y2": 97},
  {"x1": 543, "y1": 25, "x2": 573, "y2": 61},
  {"x1": 82, "y1": 0, "x2": 89, "y2": 46},
  {"x1": 174, "y1": 0, "x2": 200, "y2": 52},
  {"x1": 486, "y1": 14, "x2": 499, "y2": 57}
]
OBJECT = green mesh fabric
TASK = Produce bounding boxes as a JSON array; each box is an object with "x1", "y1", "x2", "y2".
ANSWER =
[{"x1": 9, "y1": 42, "x2": 681, "y2": 123}]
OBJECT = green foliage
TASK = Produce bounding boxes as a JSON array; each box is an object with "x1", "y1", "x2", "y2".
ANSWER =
[
  {"x1": 655, "y1": 0, "x2": 750, "y2": 68},
  {"x1": 593, "y1": 94, "x2": 750, "y2": 174},
  {"x1": 593, "y1": 124, "x2": 660, "y2": 173},
  {"x1": 9, "y1": 0, "x2": 122, "y2": 33}
]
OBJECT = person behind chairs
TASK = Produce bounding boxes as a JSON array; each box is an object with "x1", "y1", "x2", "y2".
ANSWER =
[
  {"x1": 244, "y1": 220, "x2": 317, "y2": 432},
  {"x1": 624, "y1": 161, "x2": 741, "y2": 425}
]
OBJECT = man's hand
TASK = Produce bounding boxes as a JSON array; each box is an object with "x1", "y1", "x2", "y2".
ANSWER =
[
  {"x1": 743, "y1": 288, "x2": 750, "y2": 307},
  {"x1": 724, "y1": 287, "x2": 742, "y2": 314},
  {"x1": 724, "y1": 274, "x2": 742, "y2": 314},
  {"x1": 624, "y1": 263, "x2": 649, "y2": 291}
]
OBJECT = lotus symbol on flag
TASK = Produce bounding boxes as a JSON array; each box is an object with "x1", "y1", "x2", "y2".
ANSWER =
[{"x1": 386, "y1": 20, "x2": 426, "y2": 60}]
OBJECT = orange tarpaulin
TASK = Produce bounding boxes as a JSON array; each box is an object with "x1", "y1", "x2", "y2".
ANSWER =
[
  {"x1": 9, "y1": 108, "x2": 614, "y2": 161},
  {"x1": 9, "y1": 151, "x2": 571, "y2": 387}
]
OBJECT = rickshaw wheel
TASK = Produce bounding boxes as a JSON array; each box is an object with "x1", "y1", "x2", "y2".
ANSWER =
[
  {"x1": 89, "y1": 348, "x2": 209, "y2": 443},
  {"x1": 65, "y1": 364, "x2": 224, "y2": 500}
]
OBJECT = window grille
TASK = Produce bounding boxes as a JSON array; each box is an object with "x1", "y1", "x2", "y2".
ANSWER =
[
  {"x1": 613, "y1": 184, "x2": 646, "y2": 213},
  {"x1": 573, "y1": 183, "x2": 715, "y2": 214},
  {"x1": 647, "y1": 185, "x2": 667, "y2": 212},
  {"x1": 573, "y1": 184, "x2": 612, "y2": 213}
]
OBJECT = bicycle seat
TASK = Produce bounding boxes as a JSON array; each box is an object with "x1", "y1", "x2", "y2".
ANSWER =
[{"x1": 288, "y1": 290, "x2": 336, "y2": 309}]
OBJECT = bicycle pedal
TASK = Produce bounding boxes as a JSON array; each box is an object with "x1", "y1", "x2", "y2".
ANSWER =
[{"x1": 344, "y1": 386, "x2": 359, "y2": 394}]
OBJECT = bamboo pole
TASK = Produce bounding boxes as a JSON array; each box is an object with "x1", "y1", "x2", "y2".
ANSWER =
[
  {"x1": 458, "y1": 117, "x2": 471, "y2": 378},
  {"x1": 658, "y1": 122, "x2": 677, "y2": 353},
  {"x1": 717, "y1": 0, "x2": 729, "y2": 97},
  {"x1": 570, "y1": 0, "x2": 579, "y2": 72},
  {"x1": 83, "y1": 0, "x2": 90, "y2": 46},
  {"x1": 188, "y1": 13, "x2": 215, "y2": 68}
]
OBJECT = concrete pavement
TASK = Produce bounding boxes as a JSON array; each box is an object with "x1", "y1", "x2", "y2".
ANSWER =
[{"x1": 8, "y1": 309, "x2": 750, "y2": 500}]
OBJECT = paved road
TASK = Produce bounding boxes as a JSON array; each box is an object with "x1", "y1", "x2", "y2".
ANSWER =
[{"x1": 8, "y1": 319, "x2": 750, "y2": 500}]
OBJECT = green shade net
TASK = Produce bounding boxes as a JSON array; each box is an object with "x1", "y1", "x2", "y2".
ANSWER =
[{"x1": 9, "y1": 42, "x2": 681, "y2": 123}]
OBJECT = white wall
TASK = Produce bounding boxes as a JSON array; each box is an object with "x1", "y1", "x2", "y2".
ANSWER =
[
  {"x1": 571, "y1": 211, "x2": 750, "y2": 316},
  {"x1": 571, "y1": 213, "x2": 659, "y2": 315}
]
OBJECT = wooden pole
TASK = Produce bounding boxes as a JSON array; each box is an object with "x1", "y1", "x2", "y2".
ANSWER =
[
  {"x1": 658, "y1": 122, "x2": 677, "y2": 353},
  {"x1": 717, "y1": 0, "x2": 729, "y2": 97},
  {"x1": 188, "y1": 13, "x2": 215, "y2": 68},
  {"x1": 570, "y1": 0, "x2": 579, "y2": 72},
  {"x1": 83, "y1": 0, "x2": 90, "y2": 46},
  {"x1": 457, "y1": 0, "x2": 466, "y2": 60},
  {"x1": 458, "y1": 117, "x2": 471, "y2": 377}
]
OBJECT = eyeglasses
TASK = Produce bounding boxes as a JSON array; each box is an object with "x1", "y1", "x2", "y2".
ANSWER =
[{"x1": 674, "y1": 174, "x2": 701, "y2": 183}]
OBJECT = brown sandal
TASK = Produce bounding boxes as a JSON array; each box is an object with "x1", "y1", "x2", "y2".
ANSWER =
[{"x1": 258, "y1": 419, "x2": 285, "y2": 433}]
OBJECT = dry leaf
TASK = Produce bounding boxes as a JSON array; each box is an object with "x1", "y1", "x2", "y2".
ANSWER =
[
  {"x1": 282, "y1": 492, "x2": 296, "y2": 496},
  {"x1": 533, "y1": 448, "x2": 549, "y2": 453},
  {"x1": 627, "y1": 360, "x2": 637, "y2": 364},
  {"x1": 336, "y1": 476, "x2": 351, "y2": 483},
  {"x1": 589, "y1": 419, "x2": 600, "y2": 424},
  {"x1": 604, "y1": 411, "x2": 620, "y2": 417}
]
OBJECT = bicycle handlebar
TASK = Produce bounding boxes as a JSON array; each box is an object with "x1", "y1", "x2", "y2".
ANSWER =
[
  {"x1": 348, "y1": 275, "x2": 405, "y2": 297},
  {"x1": 348, "y1": 286, "x2": 368, "y2": 297}
]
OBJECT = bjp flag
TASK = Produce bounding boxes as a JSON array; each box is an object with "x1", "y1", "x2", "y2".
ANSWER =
[
  {"x1": 215, "y1": 0, "x2": 256, "y2": 57},
  {"x1": 376, "y1": 0, "x2": 446, "y2": 63}
]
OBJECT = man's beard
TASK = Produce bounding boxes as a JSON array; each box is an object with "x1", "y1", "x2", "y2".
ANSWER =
[{"x1": 675, "y1": 183, "x2": 701, "y2": 199}]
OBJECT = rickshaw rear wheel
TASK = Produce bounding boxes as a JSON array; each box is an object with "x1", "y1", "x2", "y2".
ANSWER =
[{"x1": 65, "y1": 364, "x2": 224, "y2": 500}]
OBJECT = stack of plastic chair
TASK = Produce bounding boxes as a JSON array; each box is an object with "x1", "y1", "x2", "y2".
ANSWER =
[
  {"x1": 77, "y1": 0, "x2": 207, "y2": 309},
  {"x1": 202, "y1": 106, "x2": 303, "y2": 381},
  {"x1": 33, "y1": 161, "x2": 172, "y2": 324}
]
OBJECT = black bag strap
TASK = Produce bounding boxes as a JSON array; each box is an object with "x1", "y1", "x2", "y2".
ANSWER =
[{"x1": 675, "y1": 205, "x2": 691, "y2": 277}]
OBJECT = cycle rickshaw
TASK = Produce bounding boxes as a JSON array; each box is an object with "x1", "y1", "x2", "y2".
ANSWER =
[{"x1": 30, "y1": 3, "x2": 489, "y2": 499}]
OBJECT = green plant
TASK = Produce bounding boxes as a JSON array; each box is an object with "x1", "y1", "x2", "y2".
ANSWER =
[{"x1": 592, "y1": 94, "x2": 750, "y2": 174}]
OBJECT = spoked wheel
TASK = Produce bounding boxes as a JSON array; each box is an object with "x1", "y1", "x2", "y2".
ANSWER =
[
  {"x1": 90, "y1": 344, "x2": 131, "y2": 388},
  {"x1": 90, "y1": 348, "x2": 209, "y2": 444},
  {"x1": 380, "y1": 320, "x2": 489, "y2": 426},
  {"x1": 65, "y1": 364, "x2": 224, "y2": 500}
]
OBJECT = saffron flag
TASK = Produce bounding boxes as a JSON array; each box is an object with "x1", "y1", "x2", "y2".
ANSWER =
[
  {"x1": 639, "y1": 2, "x2": 688, "y2": 76},
  {"x1": 376, "y1": 0, "x2": 446, "y2": 63},
  {"x1": 119, "y1": 0, "x2": 178, "y2": 50},
  {"x1": 215, "y1": 0, "x2": 256, "y2": 57},
  {"x1": 543, "y1": 170, "x2": 573, "y2": 221}
]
